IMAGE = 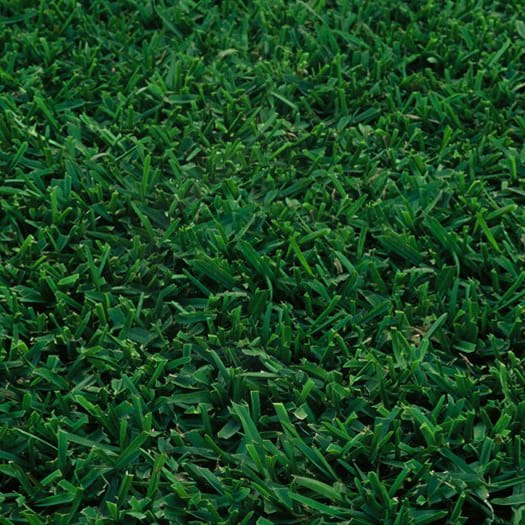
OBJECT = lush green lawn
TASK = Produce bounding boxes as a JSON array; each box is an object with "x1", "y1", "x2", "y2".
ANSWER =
[{"x1": 0, "y1": 0, "x2": 524, "y2": 523}]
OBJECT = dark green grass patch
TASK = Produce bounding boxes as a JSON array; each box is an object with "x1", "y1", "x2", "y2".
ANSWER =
[{"x1": 0, "y1": 0, "x2": 524, "y2": 523}]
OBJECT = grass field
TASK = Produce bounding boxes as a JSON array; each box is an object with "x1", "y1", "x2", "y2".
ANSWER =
[{"x1": 1, "y1": 0, "x2": 525, "y2": 523}]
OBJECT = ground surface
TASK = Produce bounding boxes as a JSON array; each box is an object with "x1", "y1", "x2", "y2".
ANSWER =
[{"x1": 0, "y1": 1, "x2": 525, "y2": 523}]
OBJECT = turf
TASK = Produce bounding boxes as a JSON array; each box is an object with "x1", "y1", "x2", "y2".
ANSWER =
[{"x1": 0, "y1": 0, "x2": 524, "y2": 523}]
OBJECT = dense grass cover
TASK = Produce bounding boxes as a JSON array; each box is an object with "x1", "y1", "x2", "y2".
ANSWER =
[{"x1": 0, "y1": 0, "x2": 524, "y2": 523}]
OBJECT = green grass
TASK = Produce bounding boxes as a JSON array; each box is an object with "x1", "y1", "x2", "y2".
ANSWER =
[{"x1": 0, "y1": 0, "x2": 524, "y2": 523}]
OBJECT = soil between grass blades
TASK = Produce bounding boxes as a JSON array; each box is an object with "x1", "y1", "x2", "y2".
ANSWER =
[{"x1": 0, "y1": 1, "x2": 524, "y2": 524}]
